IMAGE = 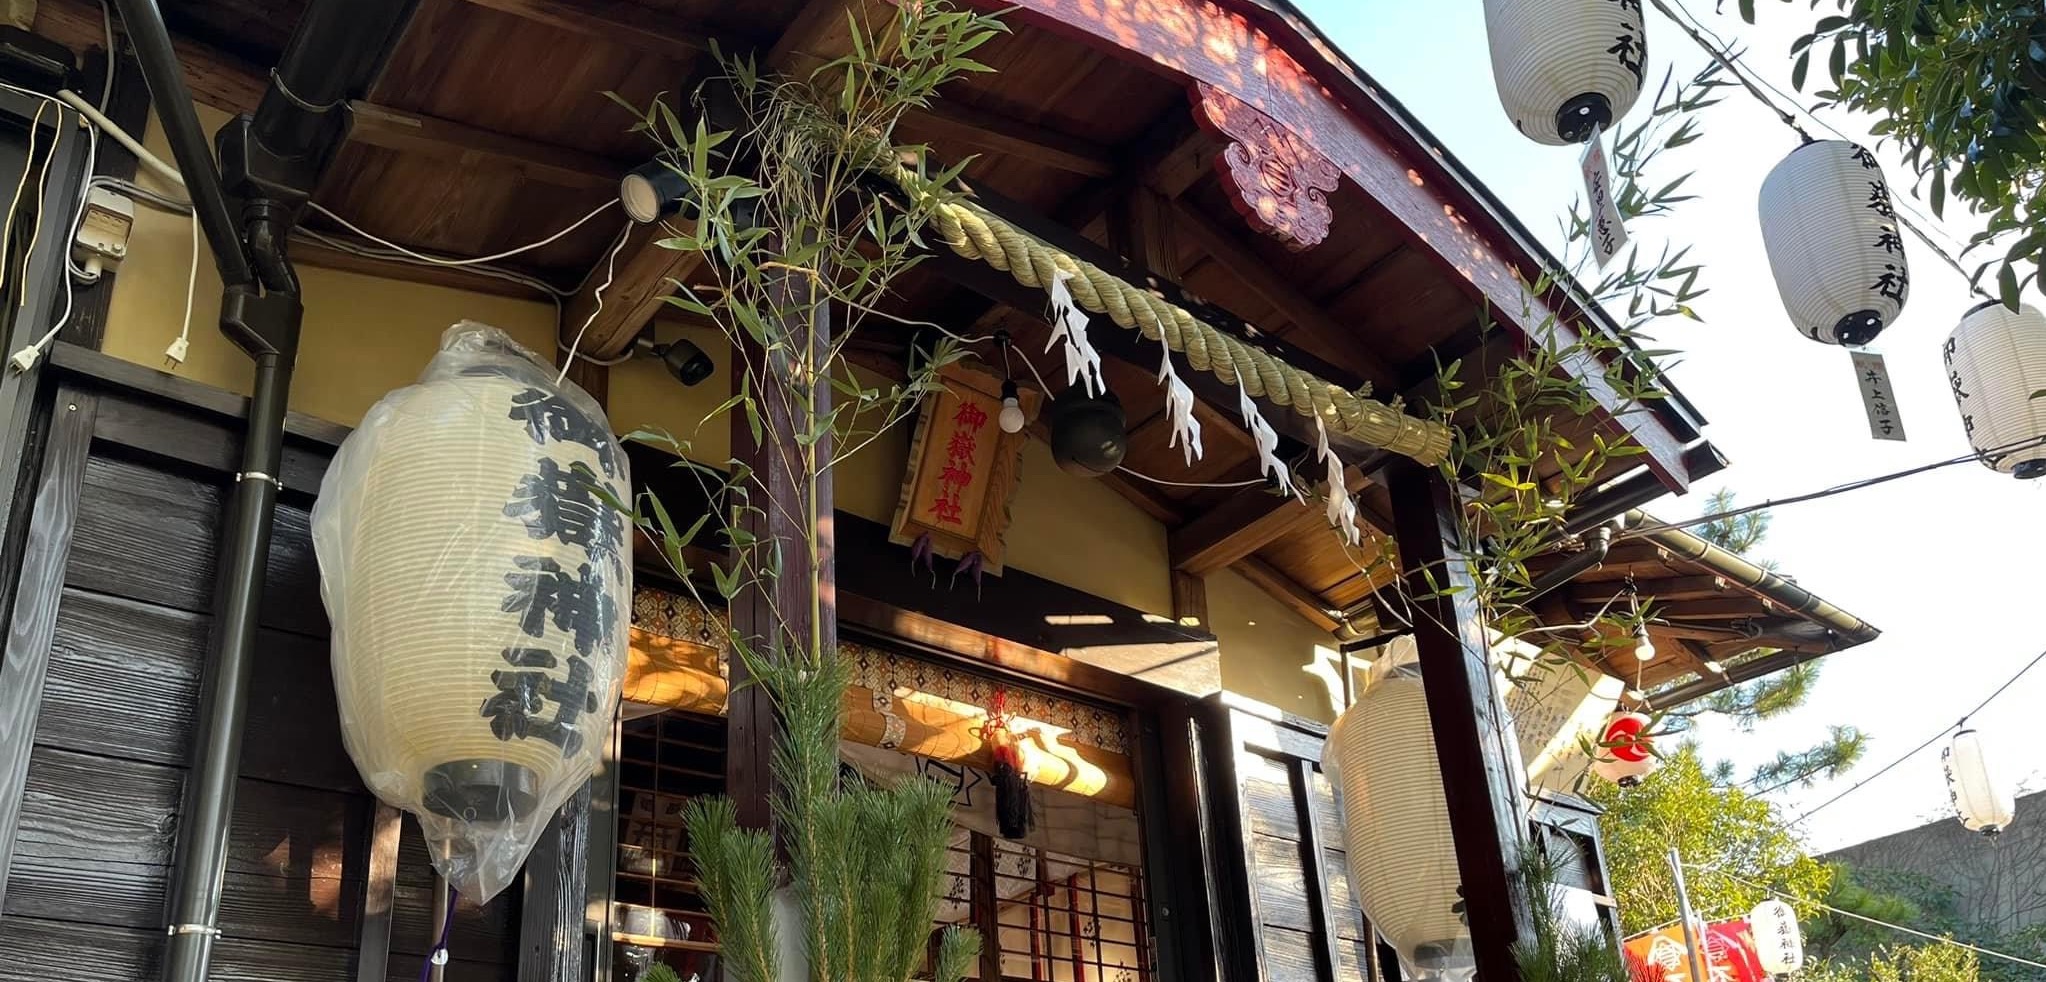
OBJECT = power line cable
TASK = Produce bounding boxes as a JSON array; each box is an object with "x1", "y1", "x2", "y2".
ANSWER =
[
  {"x1": 1649, "y1": 0, "x2": 1996, "y2": 301},
  {"x1": 1690, "y1": 864, "x2": 2046, "y2": 971},
  {"x1": 1787, "y1": 644, "x2": 2046, "y2": 824},
  {"x1": 1622, "y1": 434, "x2": 2046, "y2": 539}
]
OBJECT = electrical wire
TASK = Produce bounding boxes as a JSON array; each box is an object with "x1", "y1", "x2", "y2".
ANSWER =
[
  {"x1": 1786, "y1": 644, "x2": 2046, "y2": 825},
  {"x1": 1621, "y1": 434, "x2": 2046, "y2": 539},
  {"x1": 98, "y1": 0, "x2": 115, "y2": 113},
  {"x1": 1114, "y1": 466, "x2": 1265, "y2": 489},
  {"x1": 1688, "y1": 865, "x2": 2046, "y2": 971},
  {"x1": 557, "y1": 224, "x2": 632, "y2": 384},
  {"x1": 308, "y1": 198, "x2": 616, "y2": 267},
  {"x1": 1651, "y1": 0, "x2": 1995, "y2": 301}
]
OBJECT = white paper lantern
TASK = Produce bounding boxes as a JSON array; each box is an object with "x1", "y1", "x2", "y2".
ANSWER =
[
  {"x1": 1749, "y1": 899, "x2": 1804, "y2": 975},
  {"x1": 1589, "y1": 711, "x2": 1658, "y2": 787},
  {"x1": 1483, "y1": 0, "x2": 1648, "y2": 145},
  {"x1": 1945, "y1": 301, "x2": 2046, "y2": 479},
  {"x1": 314, "y1": 322, "x2": 631, "y2": 901},
  {"x1": 1758, "y1": 140, "x2": 1911, "y2": 345},
  {"x1": 1944, "y1": 728, "x2": 2016, "y2": 836},
  {"x1": 1326, "y1": 671, "x2": 1475, "y2": 982}
]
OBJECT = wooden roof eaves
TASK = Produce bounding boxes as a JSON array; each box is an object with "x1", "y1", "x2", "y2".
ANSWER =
[{"x1": 960, "y1": 0, "x2": 1710, "y2": 493}]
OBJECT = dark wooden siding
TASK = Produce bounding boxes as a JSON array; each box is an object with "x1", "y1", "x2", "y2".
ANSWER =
[
  {"x1": 0, "y1": 392, "x2": 518, "y2": 981},
  {"x1": 1201, "y1": 698, "x2": 1388, "y2": 982}
]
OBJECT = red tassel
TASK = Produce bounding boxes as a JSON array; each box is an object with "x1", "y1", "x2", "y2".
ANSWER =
[{"x1": 986, "y1": 690, "x2": 1030, "y2": 839}]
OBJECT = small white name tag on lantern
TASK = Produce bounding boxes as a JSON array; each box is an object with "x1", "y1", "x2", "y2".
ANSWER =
[
  {"x1": 1849, "y1": 349, "x2": 1906, "y2": 441},
  {"x1": 1581, "y1": 124, "x2": 1628, "y2": 269}
]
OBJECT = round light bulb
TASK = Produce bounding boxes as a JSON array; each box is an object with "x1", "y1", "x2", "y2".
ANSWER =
[
  {"x1": 1632, "y1": 627, "x2": 1656, "y2": 662},
  {"x1": 998, "y1": 396, "x2": 1025, "y2": 434},
  {"x1": 1704, "y1": 660, "x2": 1725, "y2": 674}
]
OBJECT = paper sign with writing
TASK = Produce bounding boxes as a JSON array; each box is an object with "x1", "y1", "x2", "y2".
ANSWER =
[
  {"x1": 1850, "y1": 349, "x2": 1907, "y2": 441},
  {"x1": 1582, "y1": 124, "x2": 1629, "y2": 269},
  {"x1": 890, "y1": 364, "x2": 1036, "y2": 574}
]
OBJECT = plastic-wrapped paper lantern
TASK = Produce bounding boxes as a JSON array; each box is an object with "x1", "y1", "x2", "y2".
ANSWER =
[
  {"x1": 1327, "y1": 670, "x2": 1475, "y2": 982},
  {"x1": 1944, "y1": 728, "x2": 2016, "y2": 836},
  {"x1": 1483, "y1": 0, "x2": 1648, "y2": 145},
  {"x1": 314, "y1": 322, "x2": 631, "y2": 900},
  {"x1": 1758, "y1": 140, "x2": 1911, "y2": 345},
  {"x1": 1590, "y1": 711, "x2": 1658, "y2": 787},
  {"x1": 1750, "y1": 899, "x2": 1804, "y2": 975},
  {"x1": 1945, "y1": 301, "x2": 2046, "y2": 479}
]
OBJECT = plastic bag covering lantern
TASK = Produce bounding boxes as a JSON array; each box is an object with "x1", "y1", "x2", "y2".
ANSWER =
[
  {"x1": 1483, "y1": 0, "x2": 1648, "y2": 145},
  {"x1": 1590, "y1": 711, "x2": 1658, "y2": 787},
  {"x1": 1758, "y1": 140, "x2": 1911, "y2": 345},
  {"x1": 1326, "y1": 669, "x2": 1475, "y2": 982},
  {"x1": 1944, "y1": 728, "x2": 2016, "y2": 836},
  {"x1": 313, "y1": 322, "x2": 631, "y2": 901},
  {"x1": 1749, "y1": 899, "x2": 1804, "y2": 975},
  {"x1": 1946, "y1": 301, "x2": 2046, "y2": 479}
]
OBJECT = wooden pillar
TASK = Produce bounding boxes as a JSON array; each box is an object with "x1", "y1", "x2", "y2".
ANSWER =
[
  {"x1": 1384, "y1": 458, "x2": 1529, "y2": 982},
  {"x1": 519, "y1": 783, "x2": 592, "y2": 982},
  {"x1": 726, "y1": 260, "x2": 835, "y2": 830}
]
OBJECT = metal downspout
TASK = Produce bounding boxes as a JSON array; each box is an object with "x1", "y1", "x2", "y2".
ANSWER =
[{"x1": 105, "y1": 2, "x2": 412, "y2": 980}]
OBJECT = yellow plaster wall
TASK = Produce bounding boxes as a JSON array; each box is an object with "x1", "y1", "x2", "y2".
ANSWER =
[
  {"x1": 96, "y1": 108, "x2": 1339, "y2": 716},
  {"x1": 100, "y1": 108, "x2": 559, "y2": 426},
  {"x1": 1207, "y1": 566, "x2": 1349, "y2": 722}
]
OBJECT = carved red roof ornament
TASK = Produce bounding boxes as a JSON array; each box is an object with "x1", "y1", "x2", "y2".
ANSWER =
[{"x1": 1192, "y1": 81, "x2": 1343, "y2": 251}]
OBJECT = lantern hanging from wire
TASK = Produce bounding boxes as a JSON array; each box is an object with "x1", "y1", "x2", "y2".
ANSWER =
[
  {"x1": 1943, "y1": 728, "x2": 2016, "y2": 836},
  {"x1": 1945, "y1": 301, "x2": 2046, "y2": 479},
  {"x1": 1749, "y1": 898, "x2": 1804, "y2": 976},
  {"x1": 1590, "y1": 711, "x2": 1658, "y2": 787},
  {"x1": 1482, "y1": 0, "x2": 1648, "y2": 145},
  {"x1": 1757, "y1": 140, "x2": 1911, "y2": 345},
  {"x1": 1327, "y1": 668, "x2": 1476, "y2": 982},
  {"x1": 314, "y1": 321, "x2": 631, "y2": 901}
]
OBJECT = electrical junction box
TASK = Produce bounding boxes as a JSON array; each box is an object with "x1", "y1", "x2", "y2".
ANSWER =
[{"x1": 72, "y1": 186, "x2": 133, "y2": 278}]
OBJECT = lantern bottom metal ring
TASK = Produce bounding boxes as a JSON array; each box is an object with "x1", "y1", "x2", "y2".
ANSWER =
[
  {"x1": 2013, "y1": 459, "x2": 2046, "y2": 480},
  {"x1": 423, "y1": 759, "x2": 540, "y2": 822},
  {"x1": 1553, "y1": 92, "x2": 1613, "y2": 145},
  {"x1": 1832, "y1": 310, "x2": 1885, "y2": 346}
]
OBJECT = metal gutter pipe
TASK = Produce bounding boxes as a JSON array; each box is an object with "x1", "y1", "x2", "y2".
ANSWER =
[
  {"x1": 108, "y1": 0, "x2": 251, "y2": 287},
  {"x1": 1623, "y1": 508, "x2": 1879, "y2": 646},
  {"x1": 1522, "y1": 522, "x2": 1615, "y2": 603},
  {"x1": 105, "y1": 3, "x2": 415, "y2": 981}
]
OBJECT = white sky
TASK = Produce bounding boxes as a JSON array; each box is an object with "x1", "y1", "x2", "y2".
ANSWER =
[{"x1": 1297, "y1": 0, "x2": 2046, "y2": 851}]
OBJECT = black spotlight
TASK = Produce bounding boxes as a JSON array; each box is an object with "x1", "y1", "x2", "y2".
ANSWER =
[
  {"x1": 634, "y1": 334, "x2": 714, "y2": 386},
  {"x1": 1048, "y1": 387, "x2": 1126, "y2": 478},
  {"x1": 620, "y1": 158, "x2": 689, "y2": 224}
]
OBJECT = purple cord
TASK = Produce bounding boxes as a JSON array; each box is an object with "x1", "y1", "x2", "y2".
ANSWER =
[{"x1": 418, "y1": 885, "x2": 459, "y2": 982}]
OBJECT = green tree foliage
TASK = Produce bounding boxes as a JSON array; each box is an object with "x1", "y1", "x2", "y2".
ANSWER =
[
  {"x1": 1740, "y1": 0, "x2": 2046, "y2": 307},
  {"x1": 1589, "y1": 746, "x2": 1834, "y2": 935},
  {"x1": 1651, "y1": 491, "x2": 1868, "y2": 788},
  {"x1": 1806, "y1": 943, "x2": 1986, "y2": 982}
]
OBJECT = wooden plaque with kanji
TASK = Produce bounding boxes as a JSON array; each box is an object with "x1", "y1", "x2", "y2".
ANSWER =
[{"x1": 889, "y1": 363, "x2": 1036, "y2": 574}]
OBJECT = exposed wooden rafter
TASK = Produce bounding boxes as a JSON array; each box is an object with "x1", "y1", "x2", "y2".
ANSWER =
[
  {"x1": 454, "y1": 0, "x2": 721, "y2": 59},
  {"x1": 345, "y1": 100, "x2": 622, "y2": 191},
  {"x1": 900, "y1": 101, "x2": 1116, "y2": 178},
  {"x1": 1168, "y1": 199, "x2": 1396, "y2": 389},
  {"x1": 1169, "y1": 465, "x2": 1369, "y2": 575}
]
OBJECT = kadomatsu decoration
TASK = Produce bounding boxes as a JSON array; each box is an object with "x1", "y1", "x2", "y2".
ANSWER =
[
  {"x1": 313, "y1": 321, "x2": 630, "y2": 901},
  {"x1": 1758, "y1": 139, "x2": 1911, "y2": 346},
  {"x1": 1483, "y1": 0, "x2": 1648, "y2": 145},
  {"x1": 1945, "y1": 300, "x2": 2046, "y2": 479}
]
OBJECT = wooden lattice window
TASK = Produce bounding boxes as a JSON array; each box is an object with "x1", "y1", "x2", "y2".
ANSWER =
[
  {"x1": 609, "y1": 710, "x2": 1156, "y2": 982},
  {"x1": 611, "y1": 711, "x2": 725, "y2": 982},
  {"x1": 934, "y1": 833, "x2": 1153, "y2": 982}
]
